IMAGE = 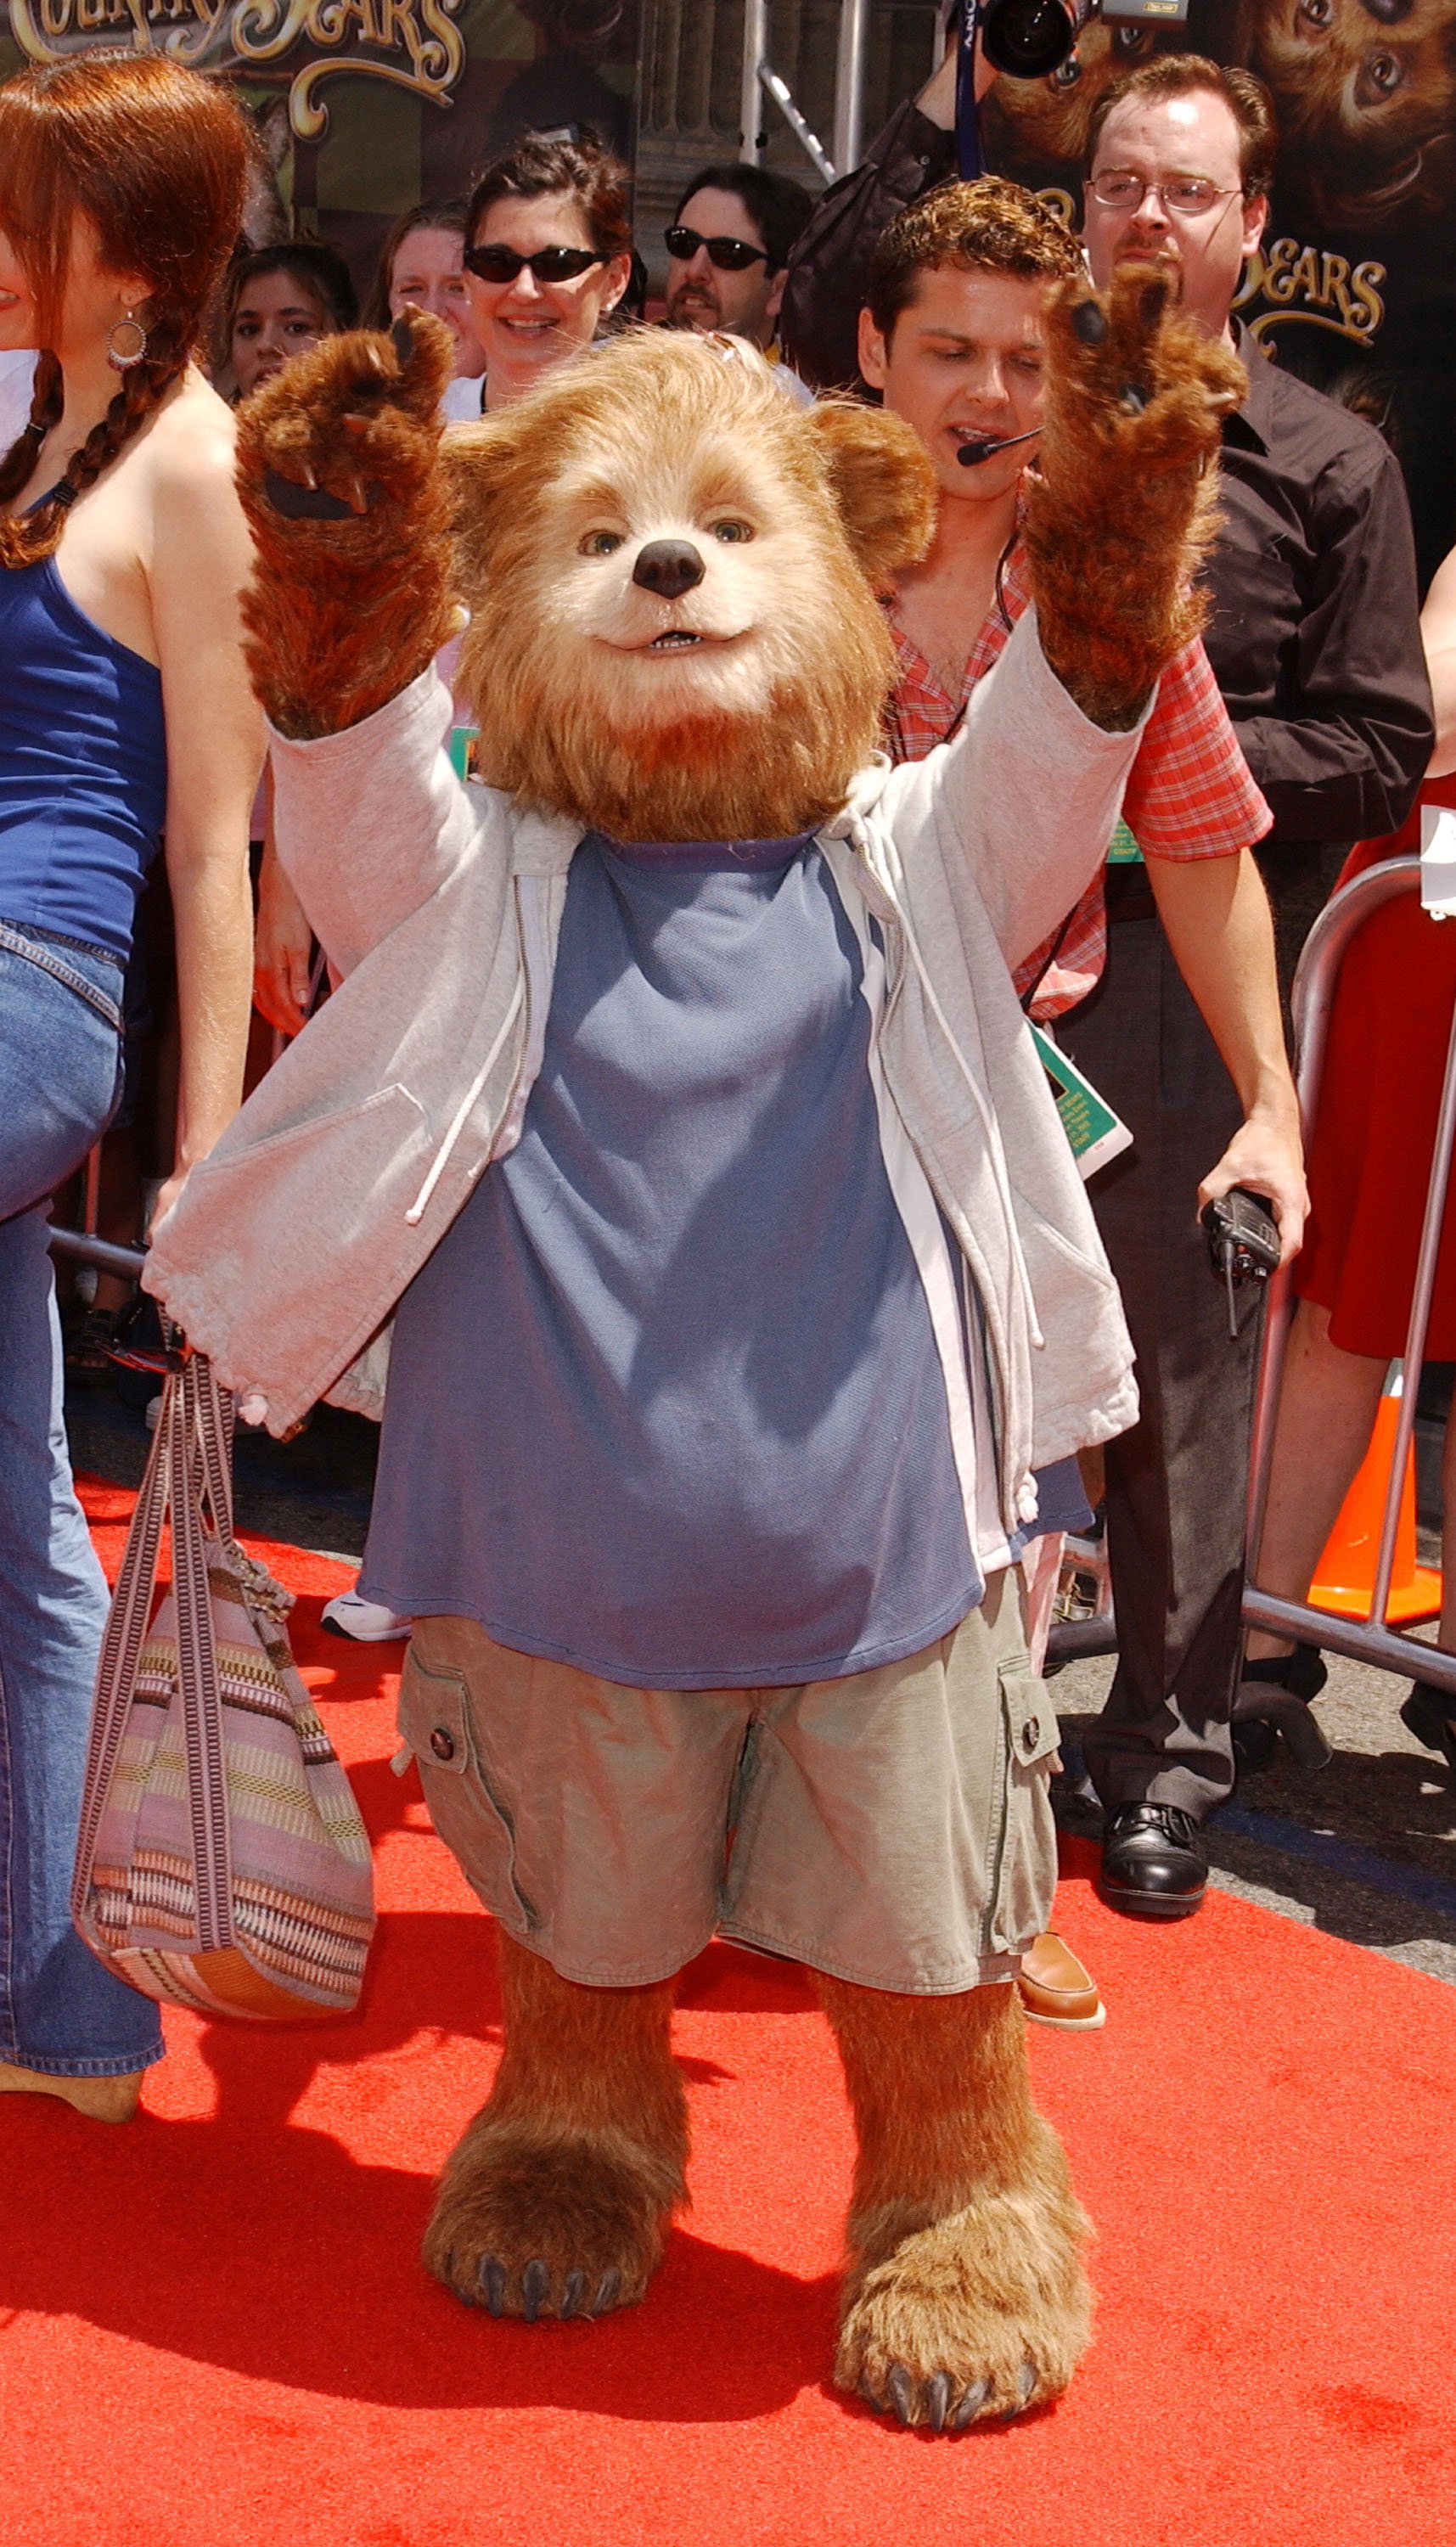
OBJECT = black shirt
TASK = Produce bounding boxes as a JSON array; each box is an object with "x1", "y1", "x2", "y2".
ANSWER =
[
  {"x1": 1211, "y1": 324, "x2": 1431, "y2": 881},
  {"x1": 782, "y1": 107, "x2": 1434, "y2": 938}
]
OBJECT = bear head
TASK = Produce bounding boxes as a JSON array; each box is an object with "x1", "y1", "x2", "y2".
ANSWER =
[{"x1": 441, "y1": 329, "x2": 936, "y2": 845}]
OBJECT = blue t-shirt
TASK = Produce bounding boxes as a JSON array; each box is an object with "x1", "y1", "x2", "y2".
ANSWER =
[{"x1": 362, "y1": 829, "x2": 988, "y2": 1689}]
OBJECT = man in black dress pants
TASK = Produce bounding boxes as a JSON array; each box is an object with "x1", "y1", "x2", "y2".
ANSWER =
[{"x1": 783, "y1": 53, "x2": 1433, "y2": 1916}]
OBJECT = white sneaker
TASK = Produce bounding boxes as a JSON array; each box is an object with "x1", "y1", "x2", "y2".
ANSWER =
[{"x1": 320, "y1": 1588, "x2": 412, "y2": 1643}]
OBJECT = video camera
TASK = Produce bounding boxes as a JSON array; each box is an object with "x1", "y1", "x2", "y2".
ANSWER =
[{"x1": 958, "y1": 0, "x2": 1189, "y2": 87}]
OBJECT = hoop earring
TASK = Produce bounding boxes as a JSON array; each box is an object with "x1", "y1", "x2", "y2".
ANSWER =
[{"x1": 106, "y1": 312, "x2": 149, "y2": 372}]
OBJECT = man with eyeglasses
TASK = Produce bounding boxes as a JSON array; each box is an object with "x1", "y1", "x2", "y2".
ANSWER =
[
  {"x1": 1056, "y1": 56, "x2": 1430, "y2": 1917},
  {"x1": 662, "y1": 163, "x2": 813, "y2": 396},
  {"x1": 785, "y1": 52, "x2": 1432, "y2": 1920}
]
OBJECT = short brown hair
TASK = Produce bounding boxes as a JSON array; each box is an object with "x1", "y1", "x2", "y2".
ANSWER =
[
  {"x1": 1085, "y1": 55, "x2": 1278, "y2": 200},
  {"x1": 866, "y1": 177, "x2": 1082, "y2": 343},
  {"x1": 466, "y1": 131, "x2": 632, "y2": 265},
  {"x1": 365, "y1": 199, "x2": 467, "y2": 332}
]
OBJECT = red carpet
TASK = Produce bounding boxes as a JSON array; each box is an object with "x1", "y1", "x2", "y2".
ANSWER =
[{"x1": 2, "y1": 1481, "x2": 1453, "y2": 2547}]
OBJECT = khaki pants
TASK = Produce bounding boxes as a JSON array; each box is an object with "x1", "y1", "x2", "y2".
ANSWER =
[{"x1": 397, "y1": 1568, "x2": 1058, "y2": 1993}]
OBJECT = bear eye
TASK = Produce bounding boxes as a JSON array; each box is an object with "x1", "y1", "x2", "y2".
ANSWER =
[
  {"x1": 710, "y1": 519, "x2": 754, "y2": 543},
  {"x1": 580, "y1": 528, "x2": 624, "y2": 557}
]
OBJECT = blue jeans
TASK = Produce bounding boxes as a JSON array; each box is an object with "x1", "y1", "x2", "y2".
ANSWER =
[{"x1": 0, "y1": 924, "x2": 163, "y2": 2075}]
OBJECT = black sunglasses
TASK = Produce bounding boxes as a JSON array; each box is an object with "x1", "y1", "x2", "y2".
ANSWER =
[
  {"x1": 463, "y1": 243, "x2": 604, "y2": 284},
  {"x1": 664, "y1": 226, "x2": 769, "y2": 273}
]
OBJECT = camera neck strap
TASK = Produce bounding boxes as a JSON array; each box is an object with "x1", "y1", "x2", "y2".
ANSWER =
[{"x1": 956, "y1": 0, "x2": 986, "y2": 180}]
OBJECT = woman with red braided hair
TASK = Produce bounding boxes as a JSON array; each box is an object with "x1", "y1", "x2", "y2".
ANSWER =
[{"x1": 0, "y1": 52, "x2": 261, "y2": 2118}]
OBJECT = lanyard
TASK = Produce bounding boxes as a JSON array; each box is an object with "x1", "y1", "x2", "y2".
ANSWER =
[{"x1": 956, "y1": 0, "x2": 985, "y2": 179}]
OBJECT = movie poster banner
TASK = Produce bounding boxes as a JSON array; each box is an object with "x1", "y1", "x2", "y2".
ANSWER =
[
  {"x1": 980, "y1": 0, "x2": 1456, "y2": 582},
  {"x1": 0, "y1": 0, "x2": 640, "y2": 300}
]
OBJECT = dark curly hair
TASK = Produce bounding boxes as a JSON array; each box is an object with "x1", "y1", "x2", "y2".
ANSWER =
[{"x1": 867, "y1": 177, "x2": 1082, "y2": 343}]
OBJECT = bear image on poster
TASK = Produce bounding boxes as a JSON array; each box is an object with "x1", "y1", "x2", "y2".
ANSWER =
[
  {"x1": 1234, "y1": 0, "x2": 1456, "y2": 219},
  {"x1": 145, "y1": 287, "x2": 1238, "y2": 2426},
  {"x1": 981, "y1": 20, "x2": 1166, "y2": 173}
]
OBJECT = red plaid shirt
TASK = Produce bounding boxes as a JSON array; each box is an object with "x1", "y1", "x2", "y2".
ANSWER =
[{"x1": 884, "y1": 543, "x2": 1271, "y2": 1019}]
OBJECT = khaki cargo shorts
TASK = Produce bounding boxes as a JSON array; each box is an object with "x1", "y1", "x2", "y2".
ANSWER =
[{"x1": 396, "y1": 1567, "x2": 1059, "y2": 1993}]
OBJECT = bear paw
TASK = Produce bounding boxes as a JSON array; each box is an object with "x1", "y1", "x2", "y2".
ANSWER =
[
  {"x1": 234, "y1": 312, "x2": 459, "y2": 739},
  {"x1": 835, "y1": 2181, "x2": 1093, "y2": 2431},
  {"x1": 422, "y1": 2117, "x2": 680, "y2": 2323}
]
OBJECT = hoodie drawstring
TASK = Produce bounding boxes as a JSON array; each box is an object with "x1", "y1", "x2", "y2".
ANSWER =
[{"x1": 404, "y1": 976, "x2": 526, "y2": 1228}]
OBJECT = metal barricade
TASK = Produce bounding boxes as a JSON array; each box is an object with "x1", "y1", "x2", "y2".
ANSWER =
[
  {"x1": 48, "y1": 1227, "x2": 146, "y2": 1284},
  {"x1": 1242, "y1": 853, "x2": 1456, "y2": 1703}
]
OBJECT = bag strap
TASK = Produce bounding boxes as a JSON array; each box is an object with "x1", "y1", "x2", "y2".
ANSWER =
[
  {"x1": 71, "y1": 1363, "x2": 178, "y2": 1920},
  {"x1": 171, "y1": 1352, "x2": 234, "y2": 1954},
  {"x1": 194, "y1": 1351, "x2": 243, "y2": 1564}
]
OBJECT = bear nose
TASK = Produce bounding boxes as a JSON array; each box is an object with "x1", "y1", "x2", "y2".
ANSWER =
[
  {"x1": 632, "y1": 538, "x2": 706, "y2": 599},
  {"x1": 1360, "y1": 0, "x2": 1412, "y2": 20}
]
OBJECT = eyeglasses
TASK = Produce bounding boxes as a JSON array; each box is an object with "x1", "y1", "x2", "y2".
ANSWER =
[
  {"x1": 664, "y1": 226, "x2": 769, "y2": 272},
  {"x1": 1088, "y1": 171, "x2": 1245, "y2": 216},
  {"x1": 463, "y1": 244, "x2": 604, "y2": 284}
]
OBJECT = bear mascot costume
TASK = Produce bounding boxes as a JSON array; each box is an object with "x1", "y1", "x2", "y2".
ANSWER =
[{"x1": 145, "y1": 276, "x2": 1240, "y2": 2429}]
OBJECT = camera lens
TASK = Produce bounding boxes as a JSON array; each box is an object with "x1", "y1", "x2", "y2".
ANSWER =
[{"x1": 981, "y1": 0, "x2": 1082, "y2": 79}]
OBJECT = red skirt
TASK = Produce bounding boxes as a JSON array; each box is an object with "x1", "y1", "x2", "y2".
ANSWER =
[{"x1": 1296, "y1": 778, "x2": 1456, "y2": 1358}]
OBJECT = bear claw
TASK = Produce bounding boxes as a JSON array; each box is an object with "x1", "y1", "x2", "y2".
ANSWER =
[
  {"x1": 951, "y1": 2380, "x2": 989, "y2": 2429},
  {"x1": 560, "y1": 2269, "x2": 587, "y2": 2320},
  {"x1": 522, "y1": 2259, "x2": 549, "y2": 2323},
  {"x1": 868, "y1": 2366, "x2": 1024, "y2": 2431}
]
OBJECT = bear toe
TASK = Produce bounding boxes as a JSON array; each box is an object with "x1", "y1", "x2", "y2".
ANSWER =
[
  {"x1": 423, "y1": 2117, "x2": 678, "y2": 2321},
  {"x1": 835, "y1": 2186, "x2": 1093, "y2": 2430}
]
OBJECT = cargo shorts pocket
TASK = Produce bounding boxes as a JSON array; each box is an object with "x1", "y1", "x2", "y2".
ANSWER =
[
  {"x1": 397, "y1": 1645, "x2": 540, "y2": 1930},
  {"x1": 986, "y1": 1655, "x2": 1061, "y2": 1958}
]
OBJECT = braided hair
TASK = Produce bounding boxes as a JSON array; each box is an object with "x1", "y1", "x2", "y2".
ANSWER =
[{"x1": 0, "y1": 52, "x2": 250, "y2": 571}]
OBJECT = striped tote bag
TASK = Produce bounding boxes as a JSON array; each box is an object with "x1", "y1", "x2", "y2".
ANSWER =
[{"x1": 73, "y1": 1348, "x2": 375, "y2": 2020}]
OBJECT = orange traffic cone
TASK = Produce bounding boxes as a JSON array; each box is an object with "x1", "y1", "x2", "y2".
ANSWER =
[{"x1": 1309, "y1": 1368, "x2": 1442, "y2": 1624}]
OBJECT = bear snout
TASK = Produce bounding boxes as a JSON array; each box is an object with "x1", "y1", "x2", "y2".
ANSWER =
[{"x1": 632, "y1": 539, "x2": 706, "y2": 600}]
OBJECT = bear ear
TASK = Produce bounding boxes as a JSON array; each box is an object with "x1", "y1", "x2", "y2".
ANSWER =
[
  {"x1": 803, "y1": 398, "x2": 937, "y2": 584},
  {"x1": 438, "y1": 412, "x2": 537, "y2": 593}
]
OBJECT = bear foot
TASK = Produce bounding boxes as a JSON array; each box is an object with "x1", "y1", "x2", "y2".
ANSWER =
[
  {"x1": 423, "y1": 2115, "x2": 681, "y2": 2323},
  {"x1": 835, "y1": 2180, "x2": 1093, "y2": 2431}
]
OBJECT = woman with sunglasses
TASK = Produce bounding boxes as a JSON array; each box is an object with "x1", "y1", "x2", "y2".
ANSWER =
[{"x1": 455, "y1": 131, "x2": 632, "y2": 417}]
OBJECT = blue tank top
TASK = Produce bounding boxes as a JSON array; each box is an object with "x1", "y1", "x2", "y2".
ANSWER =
[{"x1": 0, "y1": 554, "x2": 167, "y2": 961}]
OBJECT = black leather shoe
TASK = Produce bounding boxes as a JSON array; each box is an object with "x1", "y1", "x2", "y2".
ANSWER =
[
  {"x1": 1232, "y1": 1645, "x2": 1330, "y2": 1774},
  {"x1": 1099, "y1": 1804, "x2": 1207, "y2": 1920},
  {"x1": 1400, "y1": 1681, "x2": 1456, "y2": 1786}
]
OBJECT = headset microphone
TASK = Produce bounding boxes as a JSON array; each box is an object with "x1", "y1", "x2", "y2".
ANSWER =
[{"x1": 955, "y1": 424, "x2": 1042, "y2": 468}]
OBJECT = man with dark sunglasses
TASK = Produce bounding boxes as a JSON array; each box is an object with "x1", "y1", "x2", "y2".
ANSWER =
[{"x1": 662, "y1": 163, "x2": 812, "y2": 382}]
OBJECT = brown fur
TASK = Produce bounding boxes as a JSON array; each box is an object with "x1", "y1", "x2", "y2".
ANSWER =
[
  {"x1": 1026, "y1": 264, "x2": 1245, "y2": 730},
  {"x1": 1235, "y1": 0, "x2": 1456, "y2": 221},
  {"x1": 423, "y1": 1929, "x2": 688, "y2": 2319},
  {"x1": 235, "y1": 312, "x2": 458, "y2": 739},
  {"x1": 816, "y1": 1975, "x2": 1093, "y2": 2425},
  {"x1": 440, "y1": 335, "x2": 935, "y2": 841}
]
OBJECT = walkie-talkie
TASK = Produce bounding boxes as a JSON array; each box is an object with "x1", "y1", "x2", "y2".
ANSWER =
[{"x1": 1200, "y1": 1187, "x2": 1281, "y2": 1338}]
